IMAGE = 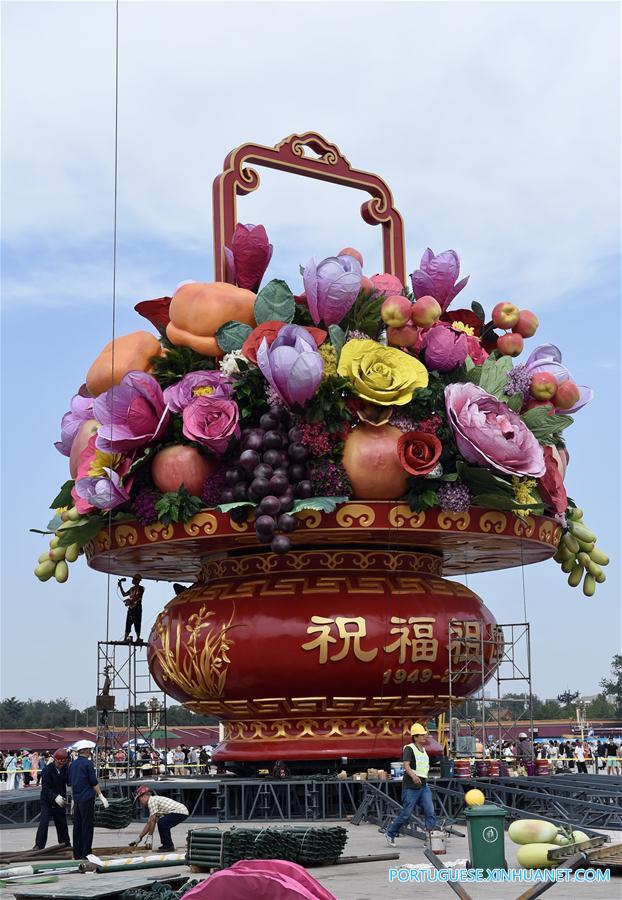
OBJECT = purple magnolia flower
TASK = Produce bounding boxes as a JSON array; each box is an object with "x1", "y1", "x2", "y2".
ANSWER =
[
  {"x1": 224, "y1": 223, "x2": 273, "y2": 291},
  {"x1": 74, "y1": 468, "x2": 130, "y2": 511},
  {"x1": 182, "y1": 397, "x2": 240, "y2": 453},
  {"x1": 421, "y1": 323, "x2": 469, "y2": 372},
  {"x1": 54, "y1": 389, "x2": 94, "y2": 456},
  {"x1": 163, "y1": 370, "x2": 233, "y2": 414},
  {"x1": 522, "y1": 344, "x2": 592, "y2": 413},
  {"x1": 257, "y1": 324, "x2": 324, "y2": 408},
  {"x1": 94, "y1": 371, "x2": 170, "y2": 453},
  {"x1": 411, "y1": 248, "x2": 469, "y2": 312},
  {"x1": 445, "y1": 382, "x2": 545, "y2": 477},
  {"x1": 303, "y1": 255, "x2": 362, "y2": 326}
]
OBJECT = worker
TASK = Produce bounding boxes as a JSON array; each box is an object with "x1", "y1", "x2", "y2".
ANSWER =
[
  {"x1": 385, "y1": 723, "x2": 439, "y2": 846},
  {"x1": 67, "y1": 741, "x2": 109, "y2": 859},
  {"x1": 516, "y1": 731, "x2": 535, "y2": 770},
  {"x1": 118, "y1": 574, "x2": 145, "y2": 643},
  {"x1": 131, "y1": 785, "x2": 189, "y2": 851},
  {"x1": 33, "y1": 749, "x2": 71, "y2": 850}
]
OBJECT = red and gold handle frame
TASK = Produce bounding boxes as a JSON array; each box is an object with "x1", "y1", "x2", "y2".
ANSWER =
[{"x1": 212, "y1": 132, "x2": 407, "y2": 284}]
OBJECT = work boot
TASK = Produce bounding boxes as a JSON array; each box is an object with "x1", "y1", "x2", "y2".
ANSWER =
[{"x1": 385, "y1": 833, "x2": 395, "y2": 847}]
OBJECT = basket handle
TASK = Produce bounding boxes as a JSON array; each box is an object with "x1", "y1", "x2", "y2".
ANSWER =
[{"x1": 212, "y1": 132, "x2": 406, "y2": 284}]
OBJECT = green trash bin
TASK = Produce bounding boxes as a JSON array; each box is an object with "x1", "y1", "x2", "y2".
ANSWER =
[{"x1": 466, "y1": 803, "x2": 507, "y2": 871}]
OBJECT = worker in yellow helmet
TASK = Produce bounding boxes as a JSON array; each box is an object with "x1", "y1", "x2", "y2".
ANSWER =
[{"x1": 385, "y1": 723, "x2": 438, "y2": 846}]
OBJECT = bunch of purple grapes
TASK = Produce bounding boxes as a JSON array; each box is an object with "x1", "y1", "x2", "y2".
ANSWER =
[{"x1": 219, "y1": 408, "x2": 312, "y2": 553}]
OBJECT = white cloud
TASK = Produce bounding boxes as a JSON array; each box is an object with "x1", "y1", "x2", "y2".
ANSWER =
[{"x1": 2, "y1": 1, "x2": 620, "y2": 311}]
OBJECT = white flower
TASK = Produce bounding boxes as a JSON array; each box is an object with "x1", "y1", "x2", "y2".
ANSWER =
[
  {"x1": 219, "y1": 349, "x2": 246, "y2": 376},
  {"x1": 424, "y1": 462, "x2": 443, "y2": 480}
]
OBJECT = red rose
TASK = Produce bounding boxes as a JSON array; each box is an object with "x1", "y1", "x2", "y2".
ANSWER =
[
  {"x1": 538, "y1": 446, "x2": 568, "y2": 515},
  {"x1": 242, "y1": 320, "x2": 326, "y2": 364},
  {"x1": 397, "y1": 431, "x2": 442, "y2": 476}
]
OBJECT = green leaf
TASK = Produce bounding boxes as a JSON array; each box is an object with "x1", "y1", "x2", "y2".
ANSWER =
[
  {"x1": 478, "y1": 355, "x2": 513, "y2": 397},
  {"x1": 215, "y1": 320, "x2": 253, "y2": 354},
  {"x1": 457, "y1": 462, "x2": 514, "y2": 496},
  {"x1": 254, "y1": 279, "x2": 295, "y2": 325},
  {"x1": 503, "y1": 392, "x2": 524, "y2": 413},
  {"x1": 56, "y1": 516, "x2": 107, "y2": 549},
  {"x1": 49, "y1": 480, "x2": 75, "y2": 510},
  {"x1": 520, "y1": 408, "x2": 573, "y2": 445},
  {"x1": 292, "y1": 496, "x2": 349, "y2": 514},
  {"x1": 216, "y1": 501, "x2": 256, "y2": 513},
  {"x1": 464, "y1": 355, "x2": 475, "y2": 373},
  {"x1": 470, "y1": 492, "x2": 543, "y2": 512},
  {"x1": 471, "y1": 301, "x2": 486, "y2": 323},
  {"x1": 46, "y1": 513, "x2": 63, "y2": 532},
  {"x1": 155, "y1": 485, "x2": 203, "y2": 526},
  {"x1": 328, "y1": 324, "x2": 346, "y2": 361}
]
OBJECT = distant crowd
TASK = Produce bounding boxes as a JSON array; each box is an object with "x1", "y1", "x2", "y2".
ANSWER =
[
  {"x1": 484, "y1": 736, "x2": 622, "y2": 774},
  {"x1": 0, "y1": 744, "x2": 217, "y2": 789}
]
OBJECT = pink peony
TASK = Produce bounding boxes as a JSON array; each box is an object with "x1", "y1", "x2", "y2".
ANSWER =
[
  {"x1": 163, "y1": 371, "x2": 233, "y2": 413},
  {"x1": 182, "y1": 397, "x2": 240, "y2": 454},
  {"x1": 370, "y1": 273, "x2": 404, "y2": 298},
  {"x1": 445, "y1": 382, "x2": 545, "y2": 477},
  {"x1": 421, "y1": 322, "x2": 468, "y2": 372}
]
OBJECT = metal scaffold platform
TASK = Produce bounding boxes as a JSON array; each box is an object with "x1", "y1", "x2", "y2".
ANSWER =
[{"x1": 94, "y1": 640, "x2": 170, "y2": 778}]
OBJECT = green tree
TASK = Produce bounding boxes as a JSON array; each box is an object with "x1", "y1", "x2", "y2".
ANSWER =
[
  {"x1": 587, "y1": 693, "x2": 615, "y2": 719},
  {"x1": 600, "y1": 654, "x2": 622, "y2": 718},
  {"x1": 0, "y1": 697, "x2": 24, "y2": 727}
]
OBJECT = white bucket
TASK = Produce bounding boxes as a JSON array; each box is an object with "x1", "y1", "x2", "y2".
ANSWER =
[{"x1": 426, "y1": 830, "x2": 446, "y2": 855}]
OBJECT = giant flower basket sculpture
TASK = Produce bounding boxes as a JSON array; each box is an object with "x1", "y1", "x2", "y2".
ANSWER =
[{"x1": 36, "y1": 134, "x2": 607, "y2": 764}]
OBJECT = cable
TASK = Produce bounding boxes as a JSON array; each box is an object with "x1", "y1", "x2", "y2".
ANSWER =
[{"x1": 104, "y1": 0, "x2": 120, "y2": 648}]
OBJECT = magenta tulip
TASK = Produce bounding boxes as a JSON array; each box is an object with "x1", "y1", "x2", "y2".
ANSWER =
[
  {"x1": 94, "y1": 371, "x2": 170, "y2": 453},
  {"x1": 224, "y1": 223, "x2": 273, "y2": 291}
]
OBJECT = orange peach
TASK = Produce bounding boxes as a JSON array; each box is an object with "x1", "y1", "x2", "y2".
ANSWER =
[
  {"x1": 86, "y1": 331, "x2": 162, "y2": 397},
  {"x1": 166, "y1": 282, "x2": 256, "y2": 358}
]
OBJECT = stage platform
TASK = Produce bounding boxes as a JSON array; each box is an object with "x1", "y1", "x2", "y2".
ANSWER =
[{"x1": 2, "y1": 774, "x2": 621, "y2": 831}]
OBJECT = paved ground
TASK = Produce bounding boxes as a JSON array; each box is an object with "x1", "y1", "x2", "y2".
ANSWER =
[{"x1": 0, "y1": 821, "x2": 620, "y2": 899}]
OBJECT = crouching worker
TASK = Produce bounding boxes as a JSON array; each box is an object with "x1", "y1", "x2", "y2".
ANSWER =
[
  {"x1": 132, "y1": 786, "x2": 189, "y2": 851},
  {"x1": 385, "y1": 723, "x2": 438, "y2": 846},
  {"x1": 33, "y1": 749, "x2": 71, "y2": 850}
]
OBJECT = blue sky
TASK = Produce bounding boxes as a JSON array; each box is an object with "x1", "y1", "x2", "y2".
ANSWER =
[{"x1": 1, "y1": 1, "x2": 620, "y2": 708}]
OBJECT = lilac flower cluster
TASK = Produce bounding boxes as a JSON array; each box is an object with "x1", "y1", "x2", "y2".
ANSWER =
[
  {"x1": 437, "y1": 482, "x2": 471, "y2": 513},
  {"x1": 133, "y1": 489, "x2": 161, "y2": 525},
  {"x1": 309, "y1": 461, "x2": 352, "y2": 497},
  {"x1": 504, "y1": 364, "x2": 532, "y2": 397},
  {"x1": 201, "y1": 467, "x2": 228, "y2": 507}
]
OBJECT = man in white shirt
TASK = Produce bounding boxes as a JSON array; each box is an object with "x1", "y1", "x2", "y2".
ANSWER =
[
  {"x1": 574, "y1": 742, "x2": 588, "y2": 774},
  {"x1": 132, "y1": 786, "x2": 189, "y2": 851}
]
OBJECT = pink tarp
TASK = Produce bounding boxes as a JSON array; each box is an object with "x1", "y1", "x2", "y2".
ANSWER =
[{"x1": 183, "y1": 860, "x2": 337, "y2": 900}]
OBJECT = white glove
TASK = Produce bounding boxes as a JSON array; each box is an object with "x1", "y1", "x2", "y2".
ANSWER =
[
  {"x1": 55, "y1": 795, "x2": 66, "y2": 808},
  {"x1": 100, "y1": 795, "x2": 109, "y2": 809},
  {"x1": 144, "y1": 836, "x2": 153, "y2": 850}
]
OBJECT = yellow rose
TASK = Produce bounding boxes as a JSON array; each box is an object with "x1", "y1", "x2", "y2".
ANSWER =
[{"x1": 337, "y1": 339, "x2": 428, "y2": 406}]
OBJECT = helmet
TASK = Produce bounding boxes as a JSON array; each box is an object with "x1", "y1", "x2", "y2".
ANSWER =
[
  {"x1": 518, "y1": 732, "x2": 528, "y2": 740},
  {"x1": 53, "y1": 749, "x2": 68, "y2": 763},
  {"x1": 134, "y1": 785, "x2": 151, "y2": 800},
  {"x1": 410, "y1": 723, "x2": 428, "y2": 736},
  {"x1": 73, "y1": 740, "x2": 94, "y2": 752}
]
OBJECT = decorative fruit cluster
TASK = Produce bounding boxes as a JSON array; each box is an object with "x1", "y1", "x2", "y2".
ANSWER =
[
  {"x1": 553, "y1": 508, "x2": 609, "y2": 596},
  {"x1": 220, "y1": 409, "x2": 309, "y2": 553},
  {"x1": 34, "y1": 508, "x2": 83, "y2": 583},
  {"x1": 38, "y1": 230, "x2": 605, "y2": 596}
]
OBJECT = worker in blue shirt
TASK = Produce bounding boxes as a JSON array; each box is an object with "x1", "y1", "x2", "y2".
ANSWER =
[
  {"x1": 34, "y1": 749, "x2": 71, "y2": 850},
  {"x1": 67, "y1": 741, "x2": 109, "y2": 859}
]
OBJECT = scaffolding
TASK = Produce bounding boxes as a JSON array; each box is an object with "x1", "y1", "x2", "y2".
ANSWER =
[
  {"x1": 447, "y1": 620, "x2": 534, "y2": 756},
  {"x1": 94, "y1": 640, "x2": 169, "y2": 779}
]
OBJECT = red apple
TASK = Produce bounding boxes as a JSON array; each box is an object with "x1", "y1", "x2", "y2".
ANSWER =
[
  {"x1": 338, "y1": 247, "x2": 364, "y2": 267},
  {"x1": 492, "y1": 302, "x2": 520, "y2": 329},
  {"x1": 342, "y1": 424, "x2": 408, "y2": 499},
  {"x1": 69, "y1": 419, "x2": 99, "y2": 478},
  {"x1": 381, "y1": 295, "x2": 412, "y2": 327},
  {"x1": 410, "y1": 295, "x2": 442, "y2": 327},
  {"x1": 553, "y1": 380, "x2": 580, "y2": 410},
  {"x1": 360, "y1": 275, "x2": 374, "y2": 293},
  {"x1": 530, "y1": 371, "x2": 557, "y2": 400},
  {"x1": 512, "y1": 309, "x2": 539, "y2": 338},
  {"x1": 151, "y1": 444, "x2": 216, "y2": 496},
  {"x1": 387, "y1": 323, "x2": 419, "y2": 348},
  {"x1": 497, "y1": 332, "x2": 524, "y2": 357}
]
